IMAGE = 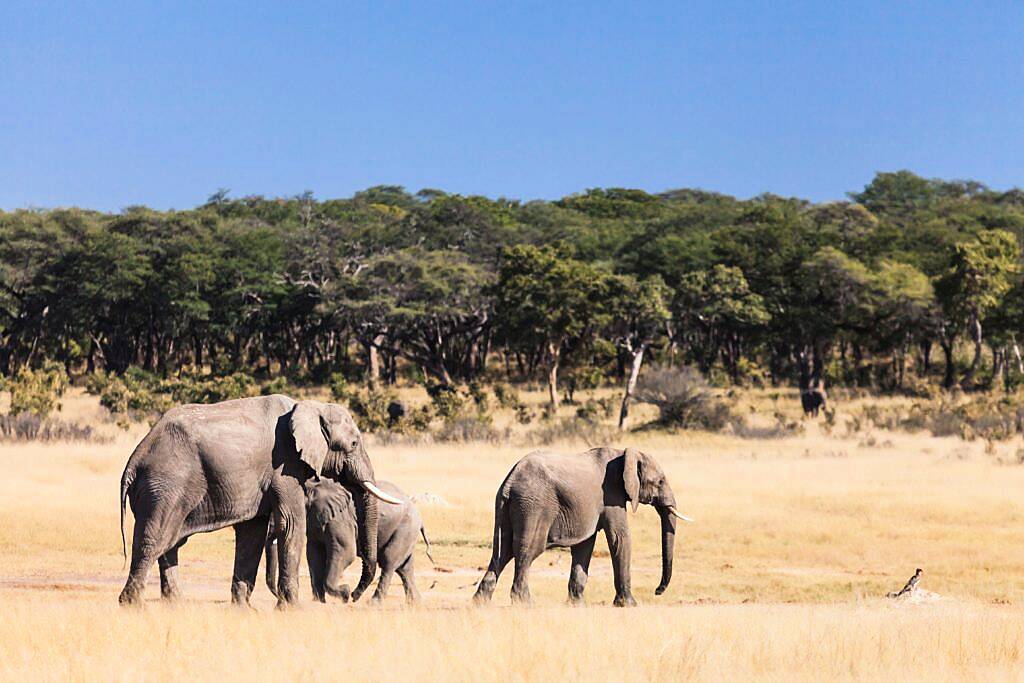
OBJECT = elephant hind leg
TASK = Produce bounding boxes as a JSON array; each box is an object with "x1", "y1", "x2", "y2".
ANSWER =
[
  {"x1": 509, "y1": 504, "x2": 553, "y2": 605},
  {"x1": 567, "y1": 533, "x2": 597, "y2": 605},
  {"x1": 371, "y1": 563, "x2": 396, "y2": 603},
  {"x1": 119, "y1": 497, "x2": 191, "y2": 606},
  {"x1": 232, "y1": 517, "x2": 269, "y2": 608},
  {"x1": 396, "y1": 554, "x2": 421, "y2": 604},
  {"x1": 473, "y1": 497, "x2": 514, "y2": 604},
  {"x1": 158, "y1": 537, "x2": 188, "y2": 601}
]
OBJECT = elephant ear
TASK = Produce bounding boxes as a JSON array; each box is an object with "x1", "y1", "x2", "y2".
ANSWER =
[
  {"x1": 309, "y1": 483, "x2": 354, "y2": 531},
  {"x1": 623, "y1": 448, "x2": 641, "y2": 513},
  {"x1": 291, "y1": 400, "x2": 329, "y2": 478}
]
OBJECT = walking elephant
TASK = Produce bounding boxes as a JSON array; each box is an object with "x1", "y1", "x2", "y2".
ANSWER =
[
  {"x1": 473, "y1": 447, "x2": 692, "y2": 607},
  {"x1": 265, "y1": 479, "x2": 432, "y2": 604},
  {"x1": 117, "y1": 394, "x2": 402, "y2": 607},
  {"x1": 801, "y1": 381, "x2": 827, "y2": 417}
]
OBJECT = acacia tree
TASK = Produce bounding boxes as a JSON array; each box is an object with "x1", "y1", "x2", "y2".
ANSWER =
[
  {"x1": 343, "y1": 248, "x2": 493, "y2": 385},
  {"x1": 673, "y1": 264, "x2": 769, "y2": 381},
  {"x1": 935, "y1": 230, "x2": 1020, "y2": 387},
  {"x1": 493, "y1": 245, "x2": 609, "y2": 406},
  {"x1": 606, "y1": 274, "x2": 669, "y2": 429}
]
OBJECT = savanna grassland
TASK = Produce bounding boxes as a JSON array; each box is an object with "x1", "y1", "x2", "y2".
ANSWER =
[{"x1": 2, "y1": 388, "x2": 1024, "y2": 681}]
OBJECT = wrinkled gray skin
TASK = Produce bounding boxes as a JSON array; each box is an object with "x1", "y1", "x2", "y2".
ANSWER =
[
  {"x1": 265, "y1": 479, "x2": 430, "y2": 604},
  {"x1": 473, "y1": 447, "x2": 680, "y2": 607},
  {"x1": 118, "y1": 395, "x2": 386, "y2": 608}
]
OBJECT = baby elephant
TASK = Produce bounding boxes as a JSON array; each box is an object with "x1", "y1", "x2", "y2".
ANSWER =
[{"x1": 266, "y1": 479, "x2": 431, "y2": 604}]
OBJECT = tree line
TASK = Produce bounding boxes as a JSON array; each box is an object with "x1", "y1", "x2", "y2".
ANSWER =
[{"x1": 3, "y1": 172, "x2": 1024, "y2": 409}]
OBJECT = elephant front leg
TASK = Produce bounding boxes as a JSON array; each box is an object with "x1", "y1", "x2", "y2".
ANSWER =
[
  {"x1": 273, "y1": 507, "x2": 307, "y2": 607},
  {"x1": 603, "y1": 524, "x2": 637, "y2": 607},
  {"x1": 231, "y1": 517, "x2": 269, "y2": 608},
  {"x1": 567, "y1": 534, "x2": 597, "y2": 605}
]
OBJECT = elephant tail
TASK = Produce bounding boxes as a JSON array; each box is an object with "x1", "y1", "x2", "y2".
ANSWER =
[
  {"x1": 119, "y1": 463, "x2": 135, "y2": 569},
  {"x1": 420, "y1": 525, "x2": 435, "y2": 565},
  {"x1": 264, "y1": 533, "x2": 280, "y2": 598}
]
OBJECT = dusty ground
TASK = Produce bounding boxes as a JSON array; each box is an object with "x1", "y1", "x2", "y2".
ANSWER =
[{"x1": 1, "y1": 388, "x2": 1023, "y2": 680}]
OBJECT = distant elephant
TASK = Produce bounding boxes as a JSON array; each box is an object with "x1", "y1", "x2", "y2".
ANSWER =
[
  {"x1": 473, "y1": 447, "x2": 692, "y2": 607},
  {"x1": 265, "y1": 479, "x2": 432, "y2": 604},
  {"x1": 386, "y1": 400, "x2": 407, "y2": 426},
  {"x1": 118, "y1": 395, "x2": 402, "y2": 607},
  {"x1": 801, "y1": 383, "x2": 827, "y2": 417}
]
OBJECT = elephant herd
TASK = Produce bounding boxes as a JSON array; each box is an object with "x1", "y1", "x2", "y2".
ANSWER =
[{"x1": 118, "y1": 395, "x2": 690, "y2": 608}]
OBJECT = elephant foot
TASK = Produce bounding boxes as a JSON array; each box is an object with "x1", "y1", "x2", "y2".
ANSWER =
[
  {"x1": 118, "y1": 590, "x2": 144, "y2": 608},
  {"x1": 161, "y1": 586, "x2": 183, "y2": 602},
  {"x1": 613, "y1": 593, "x2": 637, "y2": 607},
  {"x1": 510, "y1": 590, "x2": 532, "y2": 606}
]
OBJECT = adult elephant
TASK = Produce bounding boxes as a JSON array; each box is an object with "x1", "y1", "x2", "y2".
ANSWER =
[
  {"x1": 473, "y1": 447, "x2": 692, "y2": 607},
  {"x1": 117, "y1": 394, "x2": 401, "y2": 607},
  {"x1": 264, "y1": 479, "x2": 431, "y2": 604}
]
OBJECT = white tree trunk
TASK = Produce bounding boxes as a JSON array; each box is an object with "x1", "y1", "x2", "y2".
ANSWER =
[{"x1": 618, "y1": 344, "x2": 646, "y2": 430}]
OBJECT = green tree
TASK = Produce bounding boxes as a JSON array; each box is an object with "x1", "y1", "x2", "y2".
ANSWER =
[
  {"x1": 935, "y1": 230, "x2": 1020, "y2": 387},
  {"x1": 493, "y1": 245, "x2": 610, "y2": 406}
]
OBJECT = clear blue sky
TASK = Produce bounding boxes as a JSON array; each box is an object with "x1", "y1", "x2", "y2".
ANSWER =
[{"x1": 2, "y1": 1, "x2": 1022, "y2": 211}]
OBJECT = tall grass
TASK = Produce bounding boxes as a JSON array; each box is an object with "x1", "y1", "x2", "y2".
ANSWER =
[{"x1": 1, "y1": 388, "x2": 1024, "y2": 679}]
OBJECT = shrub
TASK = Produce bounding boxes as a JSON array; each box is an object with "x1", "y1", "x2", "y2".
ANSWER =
[
  {"x1": 528, "y1": 416, "x2": 617, "y2": 446},
  {"x1": 466, "y1": 381, "x2": 490, "y2": 414},
  {"x1": 7, "y1": 361, "x2": 69, "y2": 418},
  {"x1": 0, "y1": 413, "x2": 109, "y2": 443},
  {"x1": 514, "y1": 404, "x2": 535, "y2": 425},
  {"x1": 347, "y1": 388, "x2": 398, "y2": 432},
  {"x1": 634, "y1": 365, "x2": 737, "y2": 431},
  {"x1": 435, "y1": 415, "x2": 507, "y2": 444},
  {"x1": 492, "y1": 382, "x2": 521, "y2": 409},
  {"x1": 166, "y1": 371, "x2": 258, "y2": 404},
  {"x1": 329, "y1": 373, "x2": 351, "y2": 402},
  {"x1": 261, "y1": 376, "x2": 290, "y2": 396},
  {"x1": 85, "y1": 369, "x2": 170, "y2": 428},
  {"x1": 424, "y1": 380, "x2": 465, "y2": 419}
]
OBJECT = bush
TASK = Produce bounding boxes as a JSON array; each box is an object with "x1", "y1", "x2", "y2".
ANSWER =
[
  {"x1": 492, "y1": 382, "x2": 521, "y2": 409},
  {"x1": 166, "y1": 371, "x2": 258, "y2": 404},
  {"x1": 85, "y1": 369, "x2": 170, "y2": 428},
  {"x1": 0, "y1": 413, "x2": 109, "y2": 443},
  {"x1": 435, "y1": 415, "x2": 507, "y2": 444},
  {"x1": 424, "y1": 380, "x2": 465, "y2": 419},
  {"x1": 466, "y1": 381, "x2": 490, "y2": 414},
  {"x1": 347, "y1": 388, "x2": 398, "y2": 432},
  {"x1": 528, "y1": 416, "x2": 617, "y2": 446},
  {"x1": 634, "y1": 365, "x2": 737, "y2": 431},
  {"x1": 328, "y1": 373, "x2": 351, "y2": 402},
  {"x1": 7, "y1": 361, "x2": 69, "y2": 418},
  {"x1": 261, "y1": 376, "x2": 290, "y2": 396}
]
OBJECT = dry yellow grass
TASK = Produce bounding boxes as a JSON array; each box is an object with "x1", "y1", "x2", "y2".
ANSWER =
[{"x1": 1, "y1": 387, "x2": 1024, "y2": 680}]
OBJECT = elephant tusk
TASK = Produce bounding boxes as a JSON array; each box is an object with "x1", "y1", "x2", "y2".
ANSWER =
[
  {"x1": 667, "y1": 506, "x2": 694, "y2": 523},
  {"x1": 361, "y1": 481, "x2": 404, "y2": 505}
]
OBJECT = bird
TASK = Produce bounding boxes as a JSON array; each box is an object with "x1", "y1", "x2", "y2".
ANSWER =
[{"x1": 887, "y1": 568, "x2": 923, "y2": 599}]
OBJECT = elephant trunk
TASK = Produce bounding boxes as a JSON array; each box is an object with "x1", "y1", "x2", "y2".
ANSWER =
[
  {"x1": 655, "y1": 507, "x2": 677, "y2": 595},
  {"x1": 264, "y1": 532, "x2": 279, "y2": 598},
  {"x1": 350, "y1": 489, "x2": 378, "y2": 602}
]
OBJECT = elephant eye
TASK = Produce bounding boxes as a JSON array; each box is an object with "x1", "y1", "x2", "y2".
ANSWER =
[{"x1": 349, "y1": 439, "x2": 358, "y2": 451}]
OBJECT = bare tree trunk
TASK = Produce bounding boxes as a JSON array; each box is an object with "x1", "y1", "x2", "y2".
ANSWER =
[
  {"x1": 366, "y1": 342, "x2": 381, "y2": 389},
  {"x1": 618, "y1": 343, "x2": 646, "y2": 430},
  {"x1": 547, "y1": 341, "x2": 561, "y2": 407},
  {"x1": 963, "y1": 313, "x2": 983, "y2": 386}
]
